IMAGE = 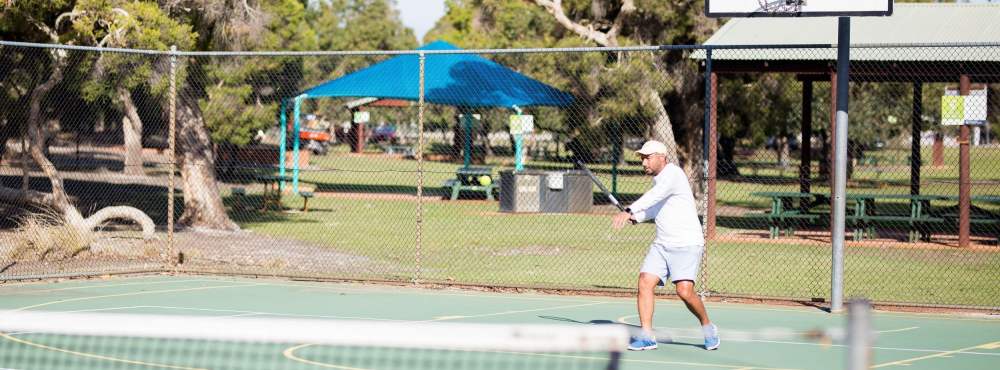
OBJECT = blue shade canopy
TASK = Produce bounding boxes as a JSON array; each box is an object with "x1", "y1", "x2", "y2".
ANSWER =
[{"x1": 301, "y1": 41, "x2": 574, "y2": 108}]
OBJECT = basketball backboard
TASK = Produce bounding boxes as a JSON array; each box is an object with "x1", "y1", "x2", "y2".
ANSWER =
[{"x1": 706, "y1": 0, "x2": 893, "y2": 18}]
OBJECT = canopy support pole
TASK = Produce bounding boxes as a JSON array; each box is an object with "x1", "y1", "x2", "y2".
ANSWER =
[
  {"x1": 462, "y1": 108, "x2": 472, "y2": 169},
  {"x1": 293, "y1": 95, "x2": 305, "y2": 193},
  {"x1": 279, "y1": 98, "x2": 288, "y2": 191}
]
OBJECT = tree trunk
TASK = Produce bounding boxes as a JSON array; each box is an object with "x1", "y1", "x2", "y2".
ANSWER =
[
  {"x1": 718, "y1": 136, "x2": 739, "y2": 178},
  {"x1": 119, "y1": 87, "x2": 145, "y2": 176},
  {"x1": 932, "y1": 132, "x2": 944, "y2": 167},
  {"x1": 95, "y1": 107, "x2": 106, "y2": 134},
  {"x1": 779, "y1": 136, "x2": 790, "y2": 169},
  {"x1": 0, "y1": 120, "x2": 10, "y2": 164},
  {"x1": 26, "y1": 53, "x2": 86, "y2": 227},
  {"x1": 642, "y1": 82, "x2": 680, "y2": 165},
  {"x1": 176, "y1": 92, "x2": 238, "y2": 231}
]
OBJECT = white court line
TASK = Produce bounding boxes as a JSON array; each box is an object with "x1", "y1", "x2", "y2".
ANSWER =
[
  {"x1": 12, "y1": 283, "x2": 262, "y2": 311},
  {"x1": 224, "y1": 279, "x2": 1000, "y2": 322},
  {"x1": 10, "y1": 275, "x2": 996, "y2": 322},
  {"x1": 0, "y1": 278, "x2": 229, "y2": 294},
  {"x1": 616, "y1": 315, "x2": 1000, "y2": 357},
  {"x1": 119, "y1": 305, "x2": 410, "y2": 322}
]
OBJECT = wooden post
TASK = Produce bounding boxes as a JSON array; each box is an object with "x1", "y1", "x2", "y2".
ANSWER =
[{"x1": 958, "y1": 75, "x2": 971, "y2": 247}]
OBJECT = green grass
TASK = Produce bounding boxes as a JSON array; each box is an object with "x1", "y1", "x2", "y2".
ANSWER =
[
  {"x1": 236, "y1": 195, "x2": 1000, "y2": 307},
  {"x1": 288, "y1": 145, "x2": 1000, "y2": 212}
]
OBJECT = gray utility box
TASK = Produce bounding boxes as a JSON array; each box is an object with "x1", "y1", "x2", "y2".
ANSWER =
[
  {"x1": 499, "y1": 170, "x2": 543, "y2": 213},
  {"x1": 540, "y1": 170, "x2": 592, "y2": 213},
  {"x1": 499, "y1": 170, "x2": 593, "y2": 213}
]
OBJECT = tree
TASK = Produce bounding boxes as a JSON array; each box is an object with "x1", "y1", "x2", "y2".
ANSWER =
[
  {"x1": 0, "y1": 0, "x2": 155, "y2": 238},
  {"x1": 71, "y1": 0, "x2": 196, "y2": 176}
]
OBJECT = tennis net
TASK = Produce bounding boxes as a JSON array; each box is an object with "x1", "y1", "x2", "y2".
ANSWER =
[{"x1": 0, "y1": 310, "x2": 627, "y2": 370}]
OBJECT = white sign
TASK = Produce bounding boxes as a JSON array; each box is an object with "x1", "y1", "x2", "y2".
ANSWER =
[
  {"x1": 707, "y1": 0, "x2": 892, "y2": 17},
  {"x1": 941, "y1": 87, "x2": 988, "y2": 126},
  {"x1": 353, "y1": 111, "x2": 370, "y2": 123},
  {"x1": 508, "y1": 115, "x2": 534, "y2": 135}
]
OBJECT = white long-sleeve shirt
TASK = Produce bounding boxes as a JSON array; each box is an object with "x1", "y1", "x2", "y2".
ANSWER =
[{"x1": 628, "y1": 163, "x2": 705, "y2": 248}]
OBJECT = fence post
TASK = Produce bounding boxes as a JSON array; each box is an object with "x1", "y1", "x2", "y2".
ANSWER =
[
  {"x1": 700, "y1": 47, "x2": 714, "y2": 295},
  {"x1": 167, "y1": 45, "x2": 177, "y2": 262},
  {"x1": 415, "y1": 51, "x2": 426, "y2": 283},
  {"x1": 831, "y1": 17, "x2": 852, "y2": 312}
]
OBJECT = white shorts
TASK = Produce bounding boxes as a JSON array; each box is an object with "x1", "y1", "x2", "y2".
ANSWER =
[{"x1": 640, "y1": 244, "x2": 704, "y2": 285}]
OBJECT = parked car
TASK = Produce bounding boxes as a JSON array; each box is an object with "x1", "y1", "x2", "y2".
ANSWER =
[{"x1": 369, "y1": 123, "x2": 397, "y2": 143}]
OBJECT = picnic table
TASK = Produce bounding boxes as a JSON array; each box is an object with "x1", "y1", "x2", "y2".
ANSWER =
[
  {"x1": 749, "y1": 192, "x2": 1000, "y2": 242},
  {"x1": 444, "y1": 166, "x2": 498, "y2": 201},
  {"x1": 844, "y1": 193, "x2": 947, "y2": 242},
  {"x1": 255, "y1": 174, "x2": 293, "y2": 210},
  {"x1": 747, "y1": 192, "x2": 827, "y2": 238}
]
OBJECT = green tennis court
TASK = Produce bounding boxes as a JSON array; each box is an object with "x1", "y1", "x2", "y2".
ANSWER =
[{"x1": 0, "y1": 275, "x2": 997, "y2": 370}]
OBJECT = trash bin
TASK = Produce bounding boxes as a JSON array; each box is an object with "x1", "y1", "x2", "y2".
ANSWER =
[
  {"x1": 540, "y1": 170, "x2": 593, "y2": 213},
  {"x1": 499, "y1": 170, "x2": 544, "y2": 213}
]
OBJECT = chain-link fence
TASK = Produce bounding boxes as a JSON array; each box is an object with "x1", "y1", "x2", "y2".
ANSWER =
[{"x1": 1, "y1": 41, "x2": 998, "y2": 310}]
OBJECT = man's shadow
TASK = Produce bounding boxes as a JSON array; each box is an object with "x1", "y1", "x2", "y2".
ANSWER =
[{"x1": 537, "y1": 315, "x2": 704, "y2": 349}]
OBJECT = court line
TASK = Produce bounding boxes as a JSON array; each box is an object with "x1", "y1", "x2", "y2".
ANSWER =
[
  {"x1": 871, "y1": 341, "x2": 1000, "y2": 368},
  {"x1": 282, "y1": 344, "x2": 366, "y2": 370},
  {"x1": 7, "y1": 276, "x2": 997, "y2": 322},
  {"x1": 0, "y1": 278, "x2": 227, "y2": 294},
  {"x1": 424, "y1": 302, "x2": 609, "y2": 321},
  {"x1": 616, "y1": 315, "x2": 1000, "y2": 357},
  {"x1": 128, "y1": 305, "x2": 410, "y2": 322},
  {"x1": 210, "y1": 279, "x2": 1000, "y2": 322},
  {"x1": 488, "y1": 350, "x2": 799, "y2": 370},
  {"x1": 11, "y1": 283, "x2": 263, "y2": 311},
  {"x1": 281, "y1": 301, "x2": 613, "y2": 368},
  {"x1": 0, "y1": 283, "x2": 263, "y2": 369},
  {"x1": 253, "y1": 280, "x2": 635, "y2": 305},
  {"x1": 0, "y1": 332, "x2": 206, "y2": 370}
]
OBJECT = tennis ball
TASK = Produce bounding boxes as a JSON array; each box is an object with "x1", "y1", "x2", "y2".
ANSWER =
[{"x1": 478, "y1": 175, "x2": 492, "y2": 186}]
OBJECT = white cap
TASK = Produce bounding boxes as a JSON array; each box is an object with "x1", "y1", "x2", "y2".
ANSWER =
[{"x1": 635, "y1": 140, "x2": 668, "y2": 156}]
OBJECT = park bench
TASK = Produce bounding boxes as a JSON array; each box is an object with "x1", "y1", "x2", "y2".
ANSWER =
[
  {"x1": 382, "y1": 144, "x2": 415, "y2": 158},
  {"x1": 748, "y1": 192, "x2": 826, "y2": 238},
  {"x1": 444, "y1": 166, "x2": 499, "y2": 201}
]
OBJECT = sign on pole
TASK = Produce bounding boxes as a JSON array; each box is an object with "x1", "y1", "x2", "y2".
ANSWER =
[
  {"x1": 508, "y1": 115, "x2": 534, "y2": 135},
  {"x1": 353, "y1": 111, "x2": 370, "y2": 123},
  {"x1": 942, "y1": 88, "x2": 988, "y2": 126}
]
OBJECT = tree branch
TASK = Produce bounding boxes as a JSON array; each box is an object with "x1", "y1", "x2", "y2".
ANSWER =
[
  {"x1": 534, "y1": 0, "x2": 610, "y2": 46},
  {"x1": 606, "y1": 0, "x2": 635, "y2": 43}
]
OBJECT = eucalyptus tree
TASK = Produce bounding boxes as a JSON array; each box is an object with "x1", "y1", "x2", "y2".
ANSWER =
[{"x1": 0, "y1": 0, "x2": 156, "y2": 238}]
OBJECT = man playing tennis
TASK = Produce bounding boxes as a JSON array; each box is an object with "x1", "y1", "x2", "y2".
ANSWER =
[{"x1": 612, "y1": 140, "x2": 719, "y2": 351}]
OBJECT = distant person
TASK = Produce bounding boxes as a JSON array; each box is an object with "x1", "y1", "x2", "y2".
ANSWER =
[{"x1": 612, "y1": 140, "x2": 719, "y2": 351}]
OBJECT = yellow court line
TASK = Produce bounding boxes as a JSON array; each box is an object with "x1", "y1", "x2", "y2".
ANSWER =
[
  {"x1": 13, "y1": 283, "x2": 262, "y2": 311},
  {"x1": 282, "y1": 344, "x2": 368, "y2": 370},
  {"x1": 872, "y1": 341, "x2": 1000, "y2": 368},
  {"x1": 0, "y1": 332, "x2": 206, "y2": 370}
]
